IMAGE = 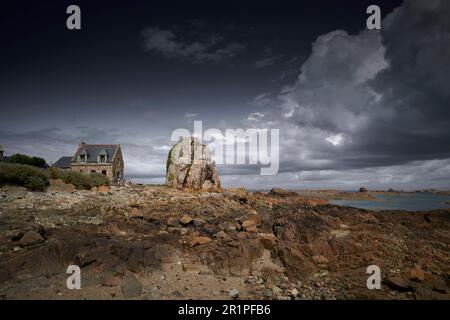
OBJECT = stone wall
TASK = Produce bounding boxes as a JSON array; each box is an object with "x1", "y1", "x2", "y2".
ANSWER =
[
  {"x1": 70, "y1": 164, "x2": 114, "y2": 180},
  {"x1": 113, "y1": 152, "x2": 124, "y2": 180}
]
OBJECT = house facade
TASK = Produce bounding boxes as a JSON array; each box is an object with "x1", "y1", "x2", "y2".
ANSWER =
[{"x1": 53, "y1": 142, "x2": 124, "y2": 181}]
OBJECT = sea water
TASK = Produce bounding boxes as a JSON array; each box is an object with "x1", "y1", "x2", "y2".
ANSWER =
[{"x1": 330, "y1": 192, "x2": 450, "y2": 211}]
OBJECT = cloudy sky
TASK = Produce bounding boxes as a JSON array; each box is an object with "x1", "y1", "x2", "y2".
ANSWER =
[{"x1": 1, "y1": 0, "x2": 449, "y2": 190}]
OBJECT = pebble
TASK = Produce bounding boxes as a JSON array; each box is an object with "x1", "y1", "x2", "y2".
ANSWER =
[{"x1": 229, "y1": 288, "x2": 239, "y2": 299}]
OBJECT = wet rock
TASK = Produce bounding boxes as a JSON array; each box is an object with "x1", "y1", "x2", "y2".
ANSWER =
[{"x1": 19, "y1": 231, "x2": 44, "y2": 247}]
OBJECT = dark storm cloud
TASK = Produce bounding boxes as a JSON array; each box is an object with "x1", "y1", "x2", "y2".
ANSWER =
[
  {"x1": 252, "y1": 47, "x2": 283, "y2": 68},
  {"x1": 142, "y1": 25, "x2": 246, "y2": 64},
  {"x1": 247, "y1": 0, "x2": 450, "y2": 181},
  {"x1": 0, "y1": 128, "x2": 85, "y2": 164},
  {"x1": 1, "y1": 0, "x2": 448, "y2": 189}
]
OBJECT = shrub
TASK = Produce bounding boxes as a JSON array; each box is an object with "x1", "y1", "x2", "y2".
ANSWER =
[
  {"x1": 8, "y1": 154, "x2": 48, "y2": 168},
  {"x1": 48, "y1": 167, "x2": 64, "y2": 180},
  {"x1": 0, "y1": 163, "x2": 49, "y2": 191},
  {"x1": 88, "y1": 173, "x2": 111, "y2": 188},
  {"x1": 166, "y1": 146, "x2": 174, "y2": 175},
  {"x1": 48, "y1": 167, "x2": 110, "y2": 190}
]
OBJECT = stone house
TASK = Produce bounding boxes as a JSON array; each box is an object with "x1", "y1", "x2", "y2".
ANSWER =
[{"x1": 53, "y1": 142, "x2": 124, "y2": 181}]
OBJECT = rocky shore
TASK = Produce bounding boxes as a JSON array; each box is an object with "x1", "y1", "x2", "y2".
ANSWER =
[{"x1": 0, "y1": 184, "x2": 449, "y2": 300}]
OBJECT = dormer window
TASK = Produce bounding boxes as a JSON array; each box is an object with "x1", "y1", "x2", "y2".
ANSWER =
[
  {"x1": 98, "y1": 149, "x2": 109, "y2": 164},
  {"x1": 78, "y1": 148, "x2": 88, "y2": 163}
]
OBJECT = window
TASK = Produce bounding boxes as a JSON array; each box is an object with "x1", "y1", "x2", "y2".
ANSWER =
[
  {"x1": 91, "y1": 170, "x2": 96, "y2": 173},
  {"x1": 101, "y1": 170, "x2": 107, "y2": 175},
  {"x1": 99, "y1": 155, "x2": 106, "y2": 163},
  {"x1": 116, "y1": 171, "x2": 121, "y2": 179},
  {"x1": 79, "y1": 155, "x2": 86, "y2": 163}
]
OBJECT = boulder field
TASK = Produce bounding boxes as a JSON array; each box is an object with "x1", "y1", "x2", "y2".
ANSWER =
[{"x1": 0, "y1": 185, "x2": 448, "y2": 300}]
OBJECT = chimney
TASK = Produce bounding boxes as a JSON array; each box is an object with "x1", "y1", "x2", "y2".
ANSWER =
[{"x1": 79, "y1": 141, "x2": 86, "y2": 148}]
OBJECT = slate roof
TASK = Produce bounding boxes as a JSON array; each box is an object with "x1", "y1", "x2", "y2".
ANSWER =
[
  {"x1": 52, "y1": 156, "x2": 72, "y2": 169},
  {"x1": 72, "y1": 144, "x2": 119, "y2": 164}
]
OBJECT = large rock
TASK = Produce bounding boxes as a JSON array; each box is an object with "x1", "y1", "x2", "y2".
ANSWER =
[
  {"x1": 189, "y1": 236, "x2": 212, "y2": 247},
  {"x1": 166, "y1": 137, "x2": 221, "y2": 190},
  {"x1": 384, "y1": 276, "x2": 413, "y2": 292},
  {"x1": 410, "y1": 265, "x2": 425, "y2": 282},
  {"x1": 180, "y1": 214, "x2": 193, "y2": 226},
  {"x1": 19, "y1": 231, "x2": 44, "y2": 247}
]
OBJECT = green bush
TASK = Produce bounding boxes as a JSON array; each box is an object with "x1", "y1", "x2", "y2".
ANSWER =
[
  {"x1": 8, "y1": 154, "x2": 48, "y2": 168},
  {"x1": 0, "y1": 163, "x2": 49, "y2": 191},
  {"x1": 166, "y1": 145, "x2": 174, "y2": 175},
  {"x1": 89, "y1": 173, "x2": 111, "y2": 188},
  {"x1": 48, "y1": 167, "x2": 110, "y2": 190}
]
